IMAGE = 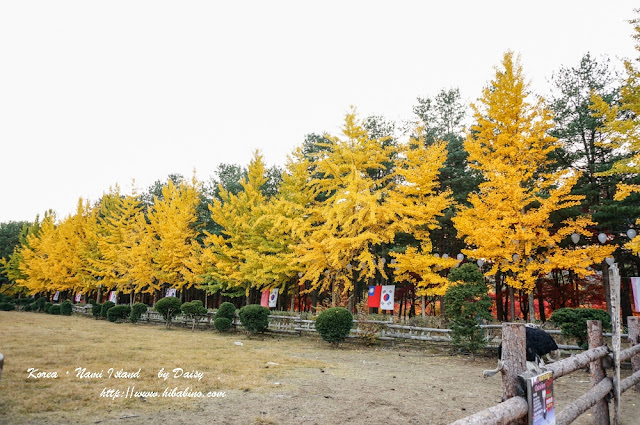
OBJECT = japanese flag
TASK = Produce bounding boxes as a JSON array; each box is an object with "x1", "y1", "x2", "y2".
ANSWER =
[
  {"x1": 269, "y1": 288, "x2": 279, "y2": 308},
  {"x1": 380, "y1": 285, "x2": 395, "y2": 311},
  {"x1": 631, "y1": 277, "x2": 640, "y2": 313}
]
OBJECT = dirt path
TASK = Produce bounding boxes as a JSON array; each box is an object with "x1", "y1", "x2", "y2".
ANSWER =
[{"x1": 75, "y1": 344, "x2": 640, "y2": 425}]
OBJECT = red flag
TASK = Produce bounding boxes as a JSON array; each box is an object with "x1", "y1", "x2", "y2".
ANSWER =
[
  {"x1": 367, "y1": 286, "x2": 381, "y2": 308},
  {"x1": 260, "y1": 290, "x2": 270, "y2": 307}
]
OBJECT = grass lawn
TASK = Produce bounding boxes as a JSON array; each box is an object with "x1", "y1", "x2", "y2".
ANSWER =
[{"x1": 0, "y1": 311, "x2": 324, "y2": 423}]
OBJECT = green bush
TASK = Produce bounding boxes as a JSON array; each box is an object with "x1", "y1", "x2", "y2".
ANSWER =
[
  {"x1": 130, "y1": 303, "x2": 148, "y2": 323},
  {"x1": 155, "y1": 296, "x2": 182, "y2": 329},
  {"x1": 49, "y1": 305, "x2": 61, "y2": 315},
  {"x1": 315, "y1": 307, "x2": 353, "y2": 347},
  {"x1": 88, "y1": 299, "x2": 96, "y2": 305},
  {"x1": 15, "y1": 297, "x2": 34, "y2": 306},
  {"x1": 444, "y1": 263, "x2": 492, "y2": 359},
  {"x1": 24, "y1": 303, "x2": 33, "y2": 312},
  {"x1": 0, "y1": 302, "x2": 16, "y2": 311},
  {"x1": 216, "y1": 302, "x2": 236, "y2": 320},
  {"x1": 91, "y1": 303, "x2": 103, "y2": 318},
  {"x1": 44, "y1": 302, "x2": 53, "y2": 313},
  {"x1": 238, "y1": 304, "x2": 270, "y2": 336},
  {"x1": 33, "y1": 297, "x2": 46, "y2": 312},
  {"x1": 60, "y1": 300, "x2": 73, "y2": 316},
  {"x1": 100, "y1": 301, "x2": 115, "y2": 318},
  {"x1": 181, "y1": 300, "x2": 208, "y2": 331},
  {"x1": 107, "y1": 305, "x2": 132, "y2": 322},
  {"x1": 214, "y1": 317, "x2": 232, "y2": 332},
  {"x1": 550, "y1": 307, "x2": 612, "y2": 348}
]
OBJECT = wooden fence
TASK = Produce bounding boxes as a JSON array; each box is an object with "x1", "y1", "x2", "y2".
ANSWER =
[
  {"x1": 73, "y1": 304, "x2": 627, "y2": 351},
  {"x1": 451, "y1": 318, "x2": 640, "y2": 425}
]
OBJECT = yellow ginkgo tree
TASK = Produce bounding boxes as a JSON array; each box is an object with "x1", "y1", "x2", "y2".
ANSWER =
[
  {"x1": 295, "y1": 110, "x2": 399, "y2": 299},
  {"x1": 387, "y1": 135, "x2": 458, "y2": 297},
  {"x1": 591, "y1": 13, "x2": 640, "y2": 254},
  {"x1": 453, "y1": 52, "x2": 615, "y2": 320}
]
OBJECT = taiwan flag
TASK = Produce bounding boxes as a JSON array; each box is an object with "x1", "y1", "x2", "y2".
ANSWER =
[
  {"x1": 260, "y1": 290, "x2": 270, "y2": 307},
  {"x1": 380, "y1": 285, "x2": 395, "y2": 311},
  {"x1": 367, "y1": 286, "x2": 381, "y2": 308}
]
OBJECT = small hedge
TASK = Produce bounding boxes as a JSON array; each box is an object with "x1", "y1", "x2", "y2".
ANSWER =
[
  {"x1": 60, "y1": 300, "x2": 73, "y2": 316},
  {"x1": 33, "y1": 297, "x2": 46, "y2": 312},
  {"x1": 155, "y1": 296, "x2": 182, "y2": 329},
  {"x1": 130, "y1": 303, "x2": 148, "y2": 323},
  {"x1": 107, "y1": 305, "x2": 132, "y2": 322},
  {"x1": 216, "y1": 302, "x2": 236, "y2": 320},
  {"x1": 0, "y1": 302, "x2": 16, "y2": 311},
  {"x1": 92, "y1": 303, "x2": 103, "y2": 318},
  {"x1": 24, "y1": 303, "x2": 33, "y2": 312},
  {"x1": 49, "y1": 305, "x2": 61, "y2": 315},
  {"x1": 44, "y1": 302, "x2": 53, "y2": 313},
  {"x1": 100, "y1": 301, "x2": 115, "y2": 318},
  {"x1": 550, "y1": 307, "x2": 612, "y2": 348},
  {"x1": 214, "y1": 317, "x2": 232, "y2": 332},
  {"x1": 315, "y1": 307, "x2": 353, "y2": 347},
  {"x1": 238, "y1": 304, "x2": 270, "y2": 336}
]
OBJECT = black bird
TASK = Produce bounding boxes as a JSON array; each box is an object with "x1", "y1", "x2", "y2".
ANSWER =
[{"x1": 484, "y1": 326, "x2": 559, "y2": 377}]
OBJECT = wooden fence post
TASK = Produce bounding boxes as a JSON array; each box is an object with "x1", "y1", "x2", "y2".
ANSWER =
[
  {"x1": 501, "y1": 323, "x2": 526, "y2": 425},
  {"x1": 629, "y1": 316, "x2": 640, "y2": 392},
  {"x1": 609, "y1": 263, "x2": 621, "y2": 425},
  {"x1": 587, "y1": 320, "x2": 610, "y2": 424}
]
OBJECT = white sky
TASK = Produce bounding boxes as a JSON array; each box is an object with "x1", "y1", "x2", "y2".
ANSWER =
[{"x1": 0, "y1": 1, "x2": 638, "y2": 223}]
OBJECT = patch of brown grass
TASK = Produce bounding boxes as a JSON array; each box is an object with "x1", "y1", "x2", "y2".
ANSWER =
[{"x1": 0, "y1": 311, "x2": 325, "y2": 423}]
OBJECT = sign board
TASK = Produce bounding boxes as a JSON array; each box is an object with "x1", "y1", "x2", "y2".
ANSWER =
[{"x1": 527, "y1": 370, "x2": 555, "y2": 425}]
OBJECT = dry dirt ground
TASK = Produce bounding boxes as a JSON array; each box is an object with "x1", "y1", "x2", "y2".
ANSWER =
[
  {"x1": 94, "y1": 349, "x2": 640, "y2": 425},
  {"x1": 1, "y1": 311, "x2": 640, "y2": 425}
]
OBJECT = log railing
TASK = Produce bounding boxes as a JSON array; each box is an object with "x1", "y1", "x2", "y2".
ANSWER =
[{"x1": 451, "y1": 318, "x2": 640, "y2": 425}]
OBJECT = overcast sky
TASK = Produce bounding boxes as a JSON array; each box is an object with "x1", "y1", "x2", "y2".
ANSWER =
[{"x1": 0, "y1": 1, "x2": 638, "y2": 223}]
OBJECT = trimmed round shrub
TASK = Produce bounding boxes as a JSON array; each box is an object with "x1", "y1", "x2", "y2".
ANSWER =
[
  {"x1": 444, "y1": 263, "x2": 492, "y2": 358},
  {"x1": 550, "y1": 307, "x2": 612, "y2": 348},
  {"x1": 60, "y1": 300, "x2": 73, "y2": 316},
  {"x1": 216, "y1": 302, "x2": 236, "y2": 321},
  {"x1": 33, "y1": 297, "x2": 46, "y2": 312},
  {"x1": 91, "y1": 303, "x2": 103, "y2": 318},
  {"x1": 181, "y1": 300, "x2": 208, "y2": 330},
  {"x1": 24, "y1": 303, "x2": 33, "y2": 312},
  {"x1": 238, "y1": 304, "x2": 270, "y2": 336},
  {"x1": 44, "y1": 302, "x2": 53, "y2": 313},
  {"x1": 155, "y1": 296, "x2": 182, "y2": 328},
  {"x1": 0, "y1": 302, "x2": 16, "y2": 311},
  {"x1": 130, "y1": 303, "x2": 148, "y2": 323},
  {"x1": 49, "y1": 305, "x2": 61, "y2": 315},
  {"x1": 100, "y1": 301, "x2": 115, "y2": 318},
  {"x1": 214, "y1": 317, "x2": 232, "y2": 332},
  {"x1": 107, "y1": 305, "x2": 132, "y2": 322},
  {"x1": 88, "y1": 299, "x2": 96, "y2": 305},
  {"x1": 315, "y1": 307, "x2": 353, "y2": 347}
]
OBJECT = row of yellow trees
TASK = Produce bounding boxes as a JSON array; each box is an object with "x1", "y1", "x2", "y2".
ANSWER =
[{"x1": 4, "y1": 49, "x2": 639, "y2": 305}]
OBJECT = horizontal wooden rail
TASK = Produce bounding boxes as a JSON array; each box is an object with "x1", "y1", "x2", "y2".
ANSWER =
[
  {"x1": 620, "y1": 369, "x2": 640, "y2": 393},
  {"x1": 545, "y1": 346, "x2": 610, "y2": 379},
  {"x1": 619, "y1": 342, "x2": 640, "y2": 362},
  {"x1": 555, "y1": 377, "x2": 612, "y2": 425},
  {"x1": 449, "y1": 395, "x2": 528, "y2": 425}
]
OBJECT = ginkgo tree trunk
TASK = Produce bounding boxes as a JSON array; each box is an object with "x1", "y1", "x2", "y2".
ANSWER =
[{"x1": 453, "y1": 52, "x2": 614, "y2": 321}]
